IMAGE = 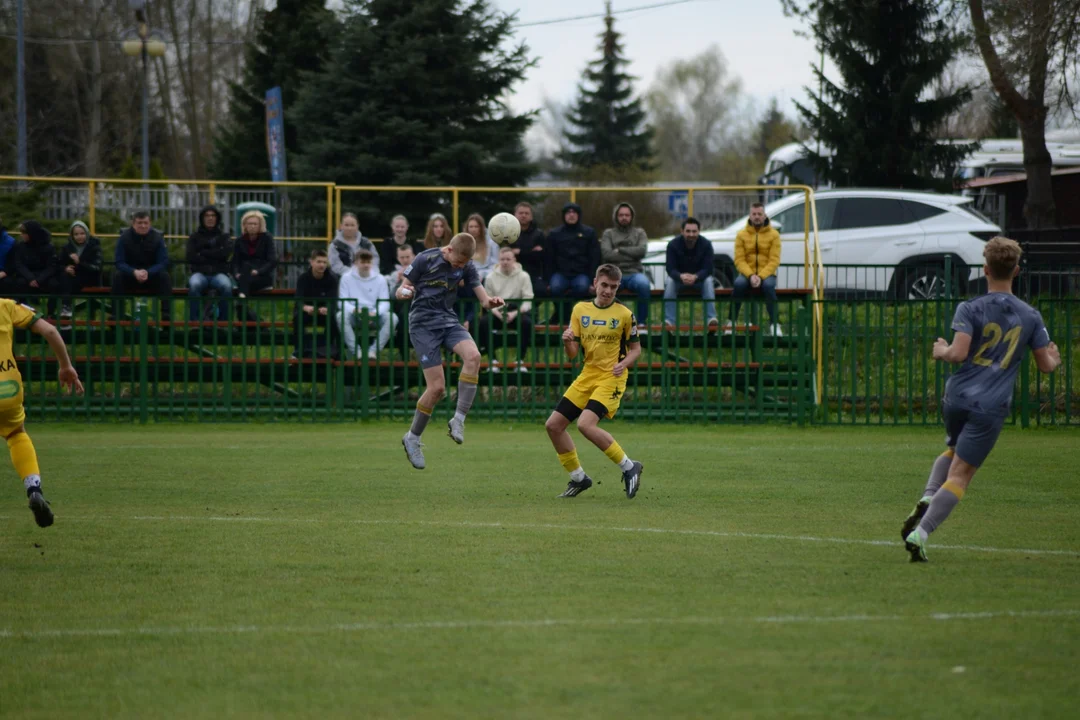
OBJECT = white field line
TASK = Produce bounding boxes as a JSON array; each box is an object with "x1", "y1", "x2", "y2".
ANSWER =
[
  {"x1": 1, "y1": 609, "x2": 1078, "y2": 641},
  {"x1": 10, "y1": 514, "x2": 1069, "y2": 557}
]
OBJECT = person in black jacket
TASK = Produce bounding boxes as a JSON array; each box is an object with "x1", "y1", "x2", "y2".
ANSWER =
[
  {"x1": 58, "y1": 221, "x2": 103, "y2": 319},
  {"x1": 112, "y1": 211, "x2": 172, "y2": 319},
  {"x1": 663, "y1": 216, "x2": 717, "y2": 330},
  {"x1": 378, "y1": 215, "x2": 423, "y2": 277},
  {"x1": 186, "y1": 205, "x2": 233, "y2": 321},
  {"x1": 11, "y1": 221, "x2": 61, "y2": 313},
  {"x1": 546, "y1": 202, "x2": 599, "y2": 321},
  {"x1": 293, "y1": 248, "x2": 340, "y2": 359},
  {"x1": 509, "y1": 201, "x2": 549, "y2": 296},
  {"x1": 232, "y1": 210, "x2": 277, "y2": 298}
]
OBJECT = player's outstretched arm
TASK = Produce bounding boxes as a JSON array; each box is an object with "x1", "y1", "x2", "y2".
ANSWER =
[
  {"x1": 473, "y1": 285, "x2": 504, "y2": 310},
  {"x1": 30, "y1": 319, "x2": 84, "y2": 395},
  {"x1": 932, "y1": 332, "x2": 971, "y2": 364},
  {"x1": 1033, "y1": 342, "x2": 1062, "y2": 374}
]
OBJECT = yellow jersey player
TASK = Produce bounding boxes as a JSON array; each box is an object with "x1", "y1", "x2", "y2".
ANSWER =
[
  {"x1": 0, "y1": 298, "x2": 84, "y2": 527},
  {"x1": 544, "y1": 264, "x2": 644, "y2": 499}
]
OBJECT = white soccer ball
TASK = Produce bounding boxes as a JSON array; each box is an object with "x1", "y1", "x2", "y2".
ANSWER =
[{"x1": 488, "y1": 212, "x2": 521, "y2": 245}]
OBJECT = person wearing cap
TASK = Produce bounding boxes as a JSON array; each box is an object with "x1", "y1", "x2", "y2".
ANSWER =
[
  {"x1": 338, "y1": 248, "x2": 397, "y2": 360},
  {"x1": 546, "y1": 202, "x2": 599, "y2": 322}
]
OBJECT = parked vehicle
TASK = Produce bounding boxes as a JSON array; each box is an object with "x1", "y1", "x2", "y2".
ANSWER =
[{"x1": 642, "y1": 189, "x2": 1002, "y2": 299}]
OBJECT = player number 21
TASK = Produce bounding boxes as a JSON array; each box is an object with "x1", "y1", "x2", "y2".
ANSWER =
[{"x1": 972, "y1": 322, "x2": 1022, "y2": 369}]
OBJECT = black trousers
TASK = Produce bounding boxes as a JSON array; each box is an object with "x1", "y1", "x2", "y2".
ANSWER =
[{"x1": 111, "y1": 271, "x2": 172, "y2": 318}]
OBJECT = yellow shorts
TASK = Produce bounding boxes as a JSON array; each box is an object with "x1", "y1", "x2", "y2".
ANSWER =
[
  {"x1": 0, "y1": 397, "x2": 25, "y2": 437},
  {"x1": 562, "y1": 368, "x2": 627, "y2": 419}
]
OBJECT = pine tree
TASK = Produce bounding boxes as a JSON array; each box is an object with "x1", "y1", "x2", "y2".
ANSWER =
[
  {"x1": 795, "y1": 0, "x2": 976, "y2": 190},
  {"x1": 209, "y1": 0, "x2": 335, "y2": 181},
  {"x1": 561, "y1": 1, "x2": 654, "y2": 173},
  {"x1": 291, "y1": 0, "x2": 534, "y2": 234}
]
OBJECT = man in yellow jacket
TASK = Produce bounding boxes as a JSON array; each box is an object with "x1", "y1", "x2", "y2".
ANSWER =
[{"x1": 729, "y1": 202, "x2": 783, "y2": 336}]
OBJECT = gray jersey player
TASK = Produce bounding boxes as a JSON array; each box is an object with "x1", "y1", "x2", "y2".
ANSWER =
[
  {"x1": 397, "y1": 233, "x2": 504, "y2": 470},
  {"x1": 902, "y1": 237, "x2": 1061, "y2": 562}
]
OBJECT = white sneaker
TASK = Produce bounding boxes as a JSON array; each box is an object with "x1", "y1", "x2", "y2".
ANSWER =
[
  {"x1": 707, "y1": 318, "x2": 720, "y2": 333},
  {"x1": 768, "y1": 323, "x2": 784, "y2": 337},
  {"x1": 402, "y1": 433, "x2": 426, "y2": 470},
  {"x1": 636, "y1": 323, "x2": 648, "y2": 336},
  {"x1": 447, "y1": 416, "x2": 465, "y2": 445},
  {"x1": 721, "y1": 320, "x2": 734, "y2": 336},
  {"x1": 367, "y1": 348, "x2": 379, "y2": 360},
  {"x1": 490, "y1": 358, "x2": 501, "y2": 373},
  {"x1": 60, "y1": 306, "x2": 73, "y2": 320}
]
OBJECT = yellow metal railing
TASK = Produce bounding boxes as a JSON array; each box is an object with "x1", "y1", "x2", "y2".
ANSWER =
[{"x1": 1, "y1": 176, "x2": 824, "y2": 402}]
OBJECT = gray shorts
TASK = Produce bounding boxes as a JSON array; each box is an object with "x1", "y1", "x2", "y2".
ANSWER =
[
  {"x1": 410, "y1": 324, "x2": 474, "y2": 369},
  {"x1": 943, "y1": 402, "x2": 1005, "y2": 468}
]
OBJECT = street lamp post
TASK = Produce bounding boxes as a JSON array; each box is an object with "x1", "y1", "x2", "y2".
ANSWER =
[
  {"x1": 122, "y1": 1, "x2": 166, "y2": 206},
  {"x1": 16, "y1": 0, "x2": 27, "y2": 177}
]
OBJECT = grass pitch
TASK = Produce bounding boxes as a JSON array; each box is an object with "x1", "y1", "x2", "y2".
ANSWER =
[{"x1": 1, "y1": 423, "x2": 1078, "y2": 719}]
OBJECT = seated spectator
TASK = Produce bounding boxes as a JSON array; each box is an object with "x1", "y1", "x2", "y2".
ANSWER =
[
  {"x1": 232, "y1": 210, "x2": 277, "y2": 298},
  {"x1": 509, "y1": 201, "x2": 548, "y2": 296},
  {"x1": 388, "y1": 243, "x2": 416, "y2": 298},
  {"x1": 463, "y1": 213, "x2": 500, "y2": 282},
  {"x1": 186, "y1": 204, "x2": 233, "y2": 321},
  {"x1": 112, "y1": 211, "x2": 172, "y2": 320},
  {"x1": 729, "y1": 202, "x2": 782, "y2": 336},
  {"x1": 330, "y1": 212, "x2": 379, "y2": 278},
  {"x1": 478, "y1": 246, "x2": 535, "y2": 371},
  {"x1": 601, "y1": 202, "x2": 651, "y2": 332},
  {"x1": 422, "y1": 213, "x2": 451, "y2": 249},
  {"x1": 547, "y1": 202, "x2": 599, "y2": 321},
  {"x1": 664, "y1": 217, "x2": 717, "y2": 331},
  {"x1": 293, "y1": 248, "x2": 339, "y2": 359},
  {"x1": 338, "y1": 249, "x2": 397, "y2": 360},
  {"x1": 0, "y1": 214, "x2": 16, "y2": 294},
  {"x1": 10, "y1": 221, "x2": 61, "y2": 313},
  {"x1": 379, "y1": 214, "x2": 423, "y2": 276},
  {"x1": 58, "y1": 221, "x2": 103, "y2": 319}
]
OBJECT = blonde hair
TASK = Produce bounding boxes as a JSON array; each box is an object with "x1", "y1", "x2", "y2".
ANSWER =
[
  {"x1": 984, "y1": 236, "x2": 1022, "y2": 281},
  {"x1": 448, "y1": 232, "x2": 477, "y2": 258},
  {"x1": 464, "y1": 213, "x2": 489, "y2": 264},
  {"x1": 240, "y1": 210, "x2": 267, "y2": 236},
  {"x1": 424, "y1": 213, "x2": 450, "y2": 249}
]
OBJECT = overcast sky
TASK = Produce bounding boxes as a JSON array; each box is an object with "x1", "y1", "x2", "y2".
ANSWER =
[{"x1": 490, "y1": 0, "x2": 828, "y2": 130}]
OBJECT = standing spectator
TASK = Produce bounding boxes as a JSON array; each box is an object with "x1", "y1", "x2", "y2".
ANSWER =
[
  {"x1": 293, "y1": 248, "x2": 339, "y2": 359},
  {"x1": 185, "y1": 205, "x2": 233, "y2": 321},
  {"x1": 338, "y1": 249, "x2": 397, "y2": 360},
  {"x1": 729, "y1": 202, "x2": 783, "y2": 336},
  {"x1": 0, "y1": 214, "x2": 16, "y2": 294},
  {"x1": 663, "y1": 217, "x2": 717, "y2": 331},
  {"x1": 58, "y1": 221, "x2": 103, "y2": 319},
  {"x1": 422, "y1": 213, "x2": 452, "y2": 249},
  {"x1": 379, "y1": 215, "x2": 423, "y2": 276},
  {"x1": 478, "y1": 246, "x2": 535, "y2": 371},
  {"x1": 112, "y1": 211, "x2": 172, "y2": 320},
  {"x1": 509, "y1": 201, "x2": 548, "y2": 295},
  {"x1": 329, "y1": 212, "x2": 379, "y2": 278},
  {"x1": 547, "y1": 202, "x2": 600, "y2": 321},
  {"x1": 601, "y1": 202, "x2": 651, "y2": 332},
  {"x1": 232, "y1": 210, "x2": 277, "y2": 298},
  {"x1": 10, "y1": 221, "x2": 61, "y2": 313}
]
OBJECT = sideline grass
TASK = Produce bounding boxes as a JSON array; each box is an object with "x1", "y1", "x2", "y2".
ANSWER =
[{"x1": 2, "y1": 424, "x2": 1078, "y2": 719}]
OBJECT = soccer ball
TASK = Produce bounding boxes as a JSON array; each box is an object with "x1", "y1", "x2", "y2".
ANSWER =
[{"x1": 488, "y1": 212, "x2": 521, "y2": 245}]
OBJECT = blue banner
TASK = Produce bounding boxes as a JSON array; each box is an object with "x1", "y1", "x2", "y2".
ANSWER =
[{"x1": 265, "y1": 87, "x2": 288, "y2": 182}]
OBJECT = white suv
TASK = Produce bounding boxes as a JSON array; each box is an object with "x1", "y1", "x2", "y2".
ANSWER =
[{"x1": 643, "y1": 189, "x2": 1001, "y2": 298}]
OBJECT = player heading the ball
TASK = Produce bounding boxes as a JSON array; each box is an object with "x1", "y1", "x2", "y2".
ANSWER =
[
  {"x1": 545, "y1": 264, "x2": 644, "y2": 499},
  {"x1": 398, "y1": 232, "x2": 504, "y2": 470}
]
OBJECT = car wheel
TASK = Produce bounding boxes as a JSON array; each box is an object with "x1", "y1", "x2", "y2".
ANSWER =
[
  {"x1": 899, "y1": 264, "x2": 962, "y2": 300},
  {"x1": 713, "y1": 259, "x2": 735, "y2": 289}
]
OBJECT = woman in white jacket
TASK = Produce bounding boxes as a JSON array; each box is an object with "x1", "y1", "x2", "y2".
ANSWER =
[
  {"x1": 338, "y1": 249, "x2": 398, "y2": 360},
  {"x1": 478, "y1": 246, "x2": 535, "y2": 369}
]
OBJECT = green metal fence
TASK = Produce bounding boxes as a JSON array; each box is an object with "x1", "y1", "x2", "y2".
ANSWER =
[
  {"x1": 11, "y1": 288, "x2": 1076, "y2": 426},
  {"x1": 14, "y1": 293, "x2": 813, "y2": 424}
]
